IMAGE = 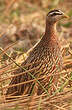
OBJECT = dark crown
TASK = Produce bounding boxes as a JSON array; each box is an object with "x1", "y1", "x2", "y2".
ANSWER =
[{"x1": 47, "y1": 9, "x2": 63, "y2": 16}]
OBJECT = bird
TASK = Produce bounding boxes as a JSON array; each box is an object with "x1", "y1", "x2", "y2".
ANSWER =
[{"x1": 6, "y1": 9, "x2": 69, "y2": 96}]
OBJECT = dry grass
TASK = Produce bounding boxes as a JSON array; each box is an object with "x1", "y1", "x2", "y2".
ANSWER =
[{"x1": 0, "y1": 41, "x2": 72, "y2": 110}]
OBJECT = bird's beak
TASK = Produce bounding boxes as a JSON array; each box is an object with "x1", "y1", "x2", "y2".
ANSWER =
[{"x1": 62, "y1": 13, "x2": 69, "y2": 19}]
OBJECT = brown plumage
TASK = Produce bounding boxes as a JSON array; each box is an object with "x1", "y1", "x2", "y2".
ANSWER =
[{"x1": 6, "y1": 9, "x2": 68, "y2": 96}]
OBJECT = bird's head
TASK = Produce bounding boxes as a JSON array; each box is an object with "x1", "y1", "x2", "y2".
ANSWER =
[{"x1": 46, "y1": 9, "x2": 69, "y2": 24}]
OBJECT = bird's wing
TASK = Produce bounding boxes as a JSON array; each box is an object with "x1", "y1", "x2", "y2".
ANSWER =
[{"x1": 6, "y1": 41, "x2": 41, "y2": 96}]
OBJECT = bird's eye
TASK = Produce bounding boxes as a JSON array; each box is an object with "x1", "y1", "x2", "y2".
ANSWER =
[{"x1": 51, "y1": 13, "x2": 58, "y2": 16}]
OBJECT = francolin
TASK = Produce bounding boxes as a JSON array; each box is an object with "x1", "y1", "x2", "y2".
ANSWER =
[{"x1": 6, "y1": 9, "x2": 69, "y2": 96}]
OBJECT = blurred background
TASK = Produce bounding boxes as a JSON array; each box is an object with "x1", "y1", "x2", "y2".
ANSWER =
[{"x1": 0, "y1": 0, "x2": 72, "y2": 59}]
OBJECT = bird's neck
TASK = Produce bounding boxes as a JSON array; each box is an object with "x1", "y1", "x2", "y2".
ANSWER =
[{"x1": 45, "y1": 21, "x2": 57, "y2": 41}]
